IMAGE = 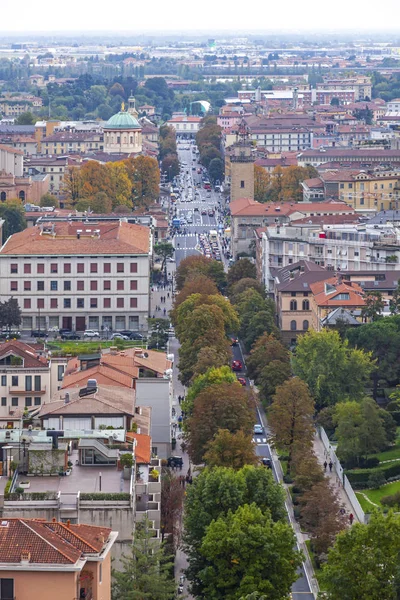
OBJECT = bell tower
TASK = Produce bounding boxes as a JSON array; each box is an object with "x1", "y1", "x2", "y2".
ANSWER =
[
  {"x1": 230, "y1": 119, "x2": 254, "y2": 202},
  {"x1": 128, "y1": 93, "x2": 138, "y2": 118}
]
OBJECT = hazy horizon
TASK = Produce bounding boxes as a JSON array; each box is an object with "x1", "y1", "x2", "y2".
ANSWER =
[{"x1": 2, "y1": 0, "x2": 400, "y2": 36}]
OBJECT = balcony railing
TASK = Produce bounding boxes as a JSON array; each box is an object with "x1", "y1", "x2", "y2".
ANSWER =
[{"x1": 8, "y1": 386, "x2": 46, "y2": 395}]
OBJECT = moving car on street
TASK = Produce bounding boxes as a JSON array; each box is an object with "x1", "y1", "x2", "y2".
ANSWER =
[{"x1": 231, "y1": 360, "x2": 243, "y2": 371}]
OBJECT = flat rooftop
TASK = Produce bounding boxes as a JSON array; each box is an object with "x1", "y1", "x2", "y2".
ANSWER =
[{"x1": 16, "y1": 449, "x2": 130, "y2": 494}]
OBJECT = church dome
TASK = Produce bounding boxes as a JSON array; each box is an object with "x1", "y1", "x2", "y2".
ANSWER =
[{"x1": 104, "y1": 110, "x2": 141, "y2": 130}]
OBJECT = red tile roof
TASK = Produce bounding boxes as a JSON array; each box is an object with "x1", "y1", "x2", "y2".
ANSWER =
[
  {"x1": 127, "y1": 432, "x2": 151, "y2": 464},
  {"x1": 1, "y1": 221, "x2": 150, "y2": 256},
  {"x1": 0, "y1": 340, "x2": 48, "y2": 368},
  {"x1": 0, "y1": 519, "x2": 111, "y2": 565},
  {"x1": 310, "y1": 277, "x2": 365, "y2": 307}
]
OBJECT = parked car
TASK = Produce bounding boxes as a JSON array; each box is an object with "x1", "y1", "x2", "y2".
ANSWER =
[
  {"x1": 231, "y1": 360, "x2": 243, "y2": 371},
  {"x1": 31, "y1": 330, "x2": 48, "y2": 338},
  {"x1": 254, "y1": 424, "x2": 263, "y2": 435},
  {"x1": 237, "y1": 377, "x2": 247, "y2": 386},
  {"x1": 83, "y1": 330, "x2": 99, "y2": 338},
  {"x1": 61, "y1": 332, "x2": 80, "y2": 340},
  {"x1": 110, "y1": 333, "x2": 129, "y2": 340},
  {"x1": 262, "y1": 457, "x2": 272, "y2": 468},
  {"x1": 129, "y1": 332, "x2": 144, "y2": 340},
  {"x1": 118, "y1": 330, "x2": 132, "y2": 337},
  {"x1": 167, "y1": 456, "x2": 183, "y2": 468},
  {"x1": 59, "y1": 328, "x2": 72, "y2": 336}
]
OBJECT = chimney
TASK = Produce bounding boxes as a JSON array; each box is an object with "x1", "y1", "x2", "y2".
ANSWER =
[
  {"x1": 20, "y1": 551, "x2": 31, "y2": 564},
  {"x1": 64, "y1": 392, "x2": 70, "y2": 404}
]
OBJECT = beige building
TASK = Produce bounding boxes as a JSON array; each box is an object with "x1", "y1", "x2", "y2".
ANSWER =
[
  {"x1": 0, "y1": 340, "x2": 65, "y2": 427},
  {"x1": 42, "y1": 131, "x2": 104, "y2": 155},
  {"x1": 0, "y1": 221, "x2": 152, "y2": 333},
  {"x1": 103, "y1": 108, "x2": 142, "y2": 154},
  {"x1": 0, "y1": 518, "x2": 116, "y2": 600},
  {"x1": 230, "y1": 133, "x2": 255, "y2": 205}
]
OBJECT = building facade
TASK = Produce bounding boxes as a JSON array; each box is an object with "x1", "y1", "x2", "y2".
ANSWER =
[{"x1": 0, "y1": 221, "x2": 151, "y2": 333}]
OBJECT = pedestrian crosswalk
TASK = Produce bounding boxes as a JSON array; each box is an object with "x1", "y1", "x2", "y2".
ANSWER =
[{"x1": 253, "y1": 437, "x2": 268, "y2": 444}]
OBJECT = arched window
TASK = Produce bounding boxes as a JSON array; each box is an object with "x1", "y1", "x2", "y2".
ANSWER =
[
  {"x1": 290, "y1": 300, "x2": 297, "y2": 311},
  {"x1": 0, "y1": 192, "x2": 6, "y2": 202},
  {"x1": 303, "y1": 320, "x2": 309, "y2": 331},
  {"x1": 302, "y1": 299, "x2": 310, "y2": 310},
  {"x1": 290, "y1": 320, "x2": 297, "y2": 331},
  {"x1": 19, "y1": 190, "x2": 25, "y2": 201}
]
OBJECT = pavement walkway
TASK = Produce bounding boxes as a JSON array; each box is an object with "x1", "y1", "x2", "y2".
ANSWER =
[{"x1": 313, "y1": 434, "x2": 359, "y2": 524}]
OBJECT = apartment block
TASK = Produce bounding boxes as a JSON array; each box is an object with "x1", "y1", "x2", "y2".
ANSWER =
[
  {"x1": 0, "y1": 221, "x2": 152, "y2": 333},
  {"x1": 0, "y1": 518, "x2": 116, "y2": 600}
]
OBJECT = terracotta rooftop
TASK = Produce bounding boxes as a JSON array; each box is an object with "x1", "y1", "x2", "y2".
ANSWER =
[
  {"x1": 310, "y1": 277, "x2": 365, "y2": 307},
  {"x1": 0, "y1": 519, "x2": 112, "y2": 565},
  {"x1": 127, "y1": 432, "x2": 151, "y2": 464},
  {"x1": 1, "y1": 221, "x2": 150, "y2": 256},
  {"x1": 39, "y1": 385, "x2": 135, "y2": 418},
  {"x1": 0, "y1": 340, "x2": 48, "y2": 368},
  {"x1": 62, "y1": 363, "x2": 136, "y2": 390},
  {"x1": 230, "y1": 197, "x2": 355, "y2": 217}
]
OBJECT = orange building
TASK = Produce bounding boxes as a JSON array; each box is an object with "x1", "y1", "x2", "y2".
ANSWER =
[{"x1": 0, "y1": 518, "x2": 116, "y2": 600}]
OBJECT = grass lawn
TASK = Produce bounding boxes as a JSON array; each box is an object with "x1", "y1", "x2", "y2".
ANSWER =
[
  {"x1": 355, "y1": 491, "x2": 377, "y2": 513},
  {"x1": 358, "y1": 479, "x2": 400, "y2": 508},
  {"x1": 47, "y1": 339, "x2": 146, "y2": 357}
]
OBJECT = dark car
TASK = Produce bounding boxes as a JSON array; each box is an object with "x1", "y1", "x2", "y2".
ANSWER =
[
  {"x1": 31, "y1": 330, "x2": 48, "y2": 338},
  {"x1": 59, "y1": 328, "x2": 72, "y2": 336},
  {"x1": 118, "y1": 330, "x2": 132, "y2": 337},
  {"x1": 129, "y1": 332, "x2": 144, "y2": 340},
  {"x1": 61, "y1": 332, "x2": 80, "y2": 340},
  {"x1": 167, "y1": 456, "x2": 183, "y2": 469},
  {"x1": 262, "y1": 457, "x2": 272, "y2": 468}
]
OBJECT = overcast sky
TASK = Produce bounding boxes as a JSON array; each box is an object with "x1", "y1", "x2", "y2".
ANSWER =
[{"x1": 2, "y1": 0, "x2": 400, "y2": 33}]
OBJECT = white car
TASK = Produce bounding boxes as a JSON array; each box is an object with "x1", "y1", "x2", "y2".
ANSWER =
[
  {"x1": 110, "y1": 333, "x2": 129, "y2": 340},
  {"x1": 84, "y1": 330, "x2": 100, "y2": 338}
]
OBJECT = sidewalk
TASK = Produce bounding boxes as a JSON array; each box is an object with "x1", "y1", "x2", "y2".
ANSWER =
[{"x1": 313, "y1": 434, "x2": 359, "y2": 524}]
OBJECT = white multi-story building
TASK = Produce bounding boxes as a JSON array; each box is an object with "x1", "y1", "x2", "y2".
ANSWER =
[
  {"x1": 260, "y1": 223, "x2": 400, "y2": 289},
  {"x1": 0, "y1": 220, "x2": 151, "y2": 333}
]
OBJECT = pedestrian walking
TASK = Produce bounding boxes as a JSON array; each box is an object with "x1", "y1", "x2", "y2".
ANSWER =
[
  {"x1": 167, "y1": 292, "x2": 170, "y2": 298},
  {"x1": 349, "y1": 513, "x2": 354, "y2": 526},
  {"x1": 323, "y1": 461, "x2": 328, "y2": 471},
  {"x1": 163, "y1": 308, "x2": 166, "y2": 316},
  {"x1": 329, "y1": 461, "x2": 333, "y2": 472}
]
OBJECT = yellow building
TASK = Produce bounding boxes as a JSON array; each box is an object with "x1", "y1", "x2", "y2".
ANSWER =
[{"x1": 338, "y1": 171, "x2": 400, "y2": 212}]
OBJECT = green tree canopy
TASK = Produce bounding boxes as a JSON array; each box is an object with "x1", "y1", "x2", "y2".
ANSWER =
[
  {"x1": 198, "y1": 503, "x2": 302, "y2": 600},
  {"x1": 227, "y1": 258, "x2": 257, "y2": 288},
  {"x1": 293, "y1": 329, "x2": 374, "y2": 410},
  {"x1": 183, "y1": 365, "x2": 236, "y2": 416},
  {"x1": 0, "y1": 200, "x2": 27, "y2": 242},
  {"x1": 111, "y1": 518, "x2": 175, "y2": 600},
  {"x1": 321, "y1": 511, "x2": 400, "y2": 600}
]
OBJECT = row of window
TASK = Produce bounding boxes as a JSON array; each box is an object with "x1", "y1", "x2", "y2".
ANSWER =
[
  {"x1": 11, "y1": 279, "x2": 138, "y2": 292},
  {"x1": 24, "y1": 297, "x2": 138, "y2": 309},
  {"x1": 289, "y1": 300, "x2": 310, "y2": 311},
  {"x1": 290, "y1": 320, "x2": 309, "y2": 331},
  {"x1": 10, "y1": 262, "x2": 138, "y2": 275},
  {"x1": 1, "y1": 375, "x2": 42, "y2": 390},
  {"x1": 2, "y1": 396, "x2": 42, "y2": 407}
]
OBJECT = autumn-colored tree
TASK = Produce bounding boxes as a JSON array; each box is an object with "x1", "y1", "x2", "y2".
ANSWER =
[
  {"x1": 124, "y1": 155, "x2": 160, "y2": 209},
  {"x1": 204, "y1": 429, "x2": 257, "y2": 470},
  {"x1": 172, "y1": 275, "x2": 218, "y2": 317},
  {"x1": 79, "y1": 161, "x2": 112, "y2": 199},
  {"x1": 183, "y1": 365, "x2": 236, "y2": 416},
  {"x1": 175, "y1": 293, "x2": 239, "y2": 339},
  {"x1": 109, "y1": 82, "x2": 126, "y2": 97},
  {"x1": 257, "y1": 359, "x2": 292, "y2": 406},
  {"x1": 175, "y1": 254, "x2": 226, "y2": 291},
  {"x1": 227, "y1": 258, "x2": 257, "y2": 288},
  {"x1": 268, "y1": 165, "x2": 284, "y2": 202},
  {"x1": 161, "y1": 153, "x2": 179, "y2": 181},
  {"x1": 186, "y1": 382, "x2": 255, "y2": 464},
  {"x1": 247, "y1": 333, "x2": 290, "y2": 382},
  {"x1": 254, "y1": 165, "x2": 271, "y2": 202},
  {"x1": 192, "y1": 346, "x2": 230, "y2": 378},
  {"x1": 300, "y1": 480, "x2": 346, "y2": 555},
  {"x1": 177, "y1": 304, "x2": 230, "y2": 385},
  {"x1": 161, "y1": 469, "x2": 185, "y2": 547},
  {"x1": 280, "y1": 165, "x2": 319, "y2": 202},
  {"x1": 291, "y1": 449, "x2": 324, "y2": 492},
  {"x1": 62, "y1": 166, "x2": 84, "y2": 206},
  {"x1": 106, "y1": 162, "x2": 132, "y2": 209},
  {"x1": 269, "y1": 378, "x2": 315, "y2": 473},
  {"x1": 90, "y1": 191, "x2": 112, "y2": 213}
]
